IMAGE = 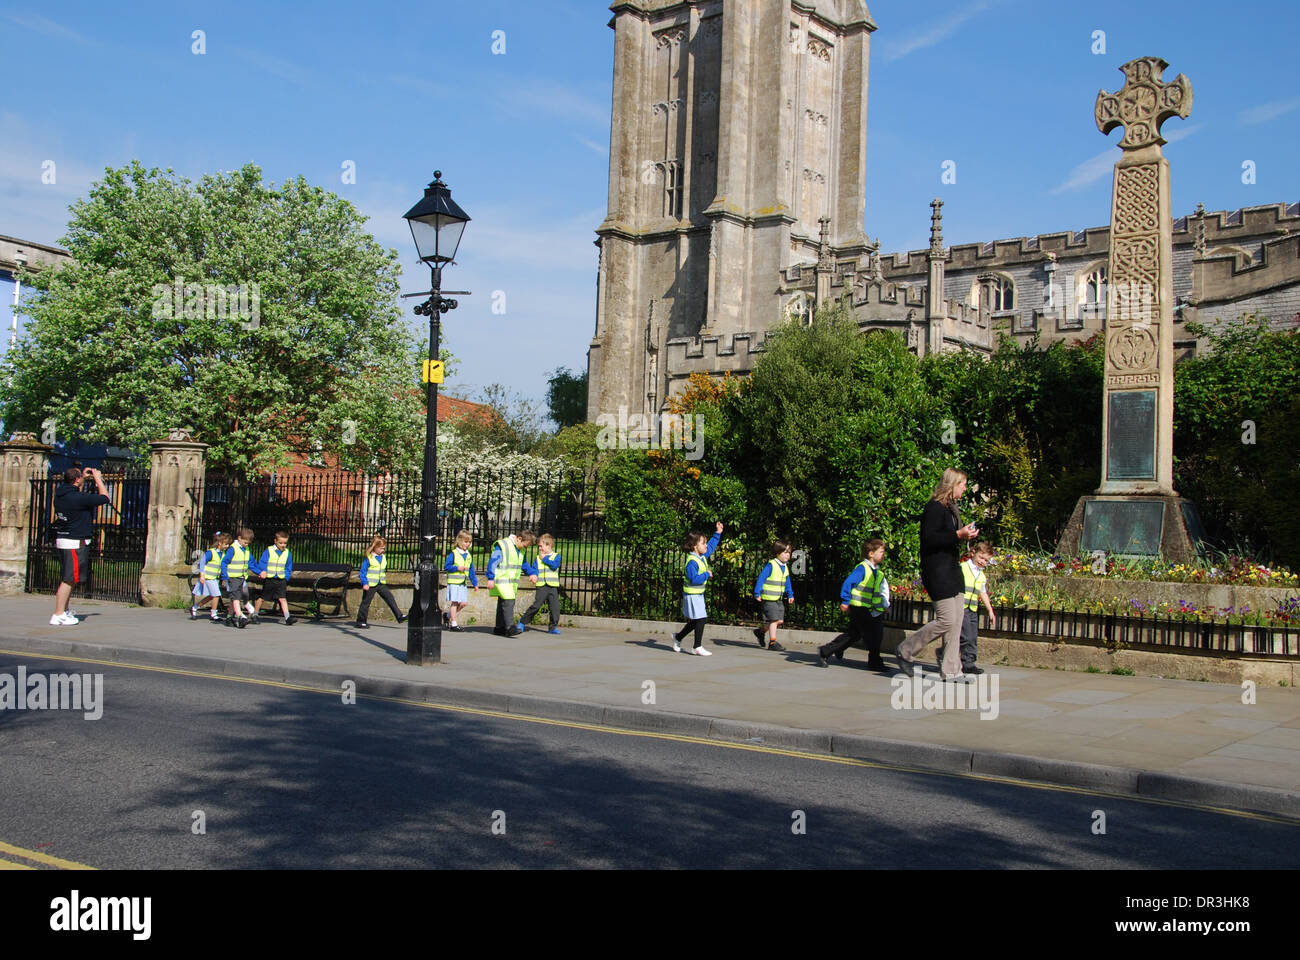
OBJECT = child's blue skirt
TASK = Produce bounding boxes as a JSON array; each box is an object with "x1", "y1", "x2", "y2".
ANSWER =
[{"x1": 682, "y1": 593, "x2": 707, "y2": 620}]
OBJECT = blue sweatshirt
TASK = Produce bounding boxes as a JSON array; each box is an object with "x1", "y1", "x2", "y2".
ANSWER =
[
  {"x1": 487, "y1": 540, "x2": 539, "y2": 580},
  {"x1": 359, "y1": 554, "x2": 388, "y2": 586},
  {"x1": 444, "y1": 551, "x2": 480, "y2": 587},
  {"x1": 250, "y1": 546, "x2": 293, "y2": 580},
  {"x1": 753, "y1": 561, "x2": 794, "y2": 601},
  {"x1": 219, "y1": 544, "x2": 254, "y2": 580},
  {"x1": 840, "y1": 560, "x2": 889, "y2": 613},
  {"x1": 684, "y1": 532, "x2": 721, "y2": 586}
]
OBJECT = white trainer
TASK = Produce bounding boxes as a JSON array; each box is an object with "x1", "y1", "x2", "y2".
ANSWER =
[
  {"x1": 672, "y1": 641, "x2": 682, "y2": 653},
  {"x1": 49, "y1": 613, "x2": 77, "y2": 626},
  {"x1": 693, "y1": 646, "x2": 712, "y2": 656}
]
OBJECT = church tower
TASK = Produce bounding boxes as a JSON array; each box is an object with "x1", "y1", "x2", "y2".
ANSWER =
[{"x1": 587, "y1": 0, "x2": 877, "y2": 418}]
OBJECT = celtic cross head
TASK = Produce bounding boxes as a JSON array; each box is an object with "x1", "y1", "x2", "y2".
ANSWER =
[{"x1": 1095, "y1": 57, "x2": 1192, "y2": 150}]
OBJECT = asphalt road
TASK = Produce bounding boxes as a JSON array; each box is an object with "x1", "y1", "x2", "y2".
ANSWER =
[{"x1": 1, "y1": 655, "x2": 1296, "y2": 869}]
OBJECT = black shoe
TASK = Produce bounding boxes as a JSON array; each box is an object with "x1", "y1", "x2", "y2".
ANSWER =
[
  {"x1": 283, "y1": 616, "x2": 297, "y2": 626},
  {"x1": 834, "y1": 651, "x2": 844, "y2": 661},
  {"x1": 963, "y1": 665, "x2": 984, "y2": 675},
  {"x1": 493, "y1": 628, "x2": 509, "y2": 636},
  {"x1": 866, "y1": 657, "x2": 889, "y2": 671},
  {"x1": 506, "y1": 628, "x2": 524, "y2": 638},
  {"x1": 814, "y1": 648, "x2": 829, "y2": 667},
  {"x1": 398, "y1": 615, "x2": 408, "y2": 624},
  {"x1": 236, "y1": 617, "x2": 247, "y2": 629},
  {"x1": 448, "y1": 624, "x2": 462, "y2": 632},
  {"x1": 769, "y1": 640, "x2": 785, "y2": 652},
  {"x1": 355, "y1": 621, "x2": 370, "y2": 629},
  {"x1": 753, "y1": 627, "x2": 767, "y2": 649}
]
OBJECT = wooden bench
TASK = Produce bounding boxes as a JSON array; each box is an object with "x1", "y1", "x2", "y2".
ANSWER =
[{"x1": 187, "y1": 563, "x2": 354, "y2": 620}]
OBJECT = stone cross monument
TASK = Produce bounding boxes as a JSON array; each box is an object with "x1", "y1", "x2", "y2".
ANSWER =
[{"x1": 1058, "y1": 57, "x2": 1202, "y2": 560}]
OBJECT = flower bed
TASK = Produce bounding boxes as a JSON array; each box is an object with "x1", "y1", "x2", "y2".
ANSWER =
[{"x1": 889, "y1": 554, "x2": 1299, "y2": 629}]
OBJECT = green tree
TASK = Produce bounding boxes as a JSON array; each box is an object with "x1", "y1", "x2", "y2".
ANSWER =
[
  {"x1": 922, "y1": 333, "x2": 1104, "y2": 549},
  {"x1": 1174, "y1": 314, "x2": 1300, "y2": 563},
  {"x1": 0, "y1": 161, "x2": 424, "y2": 475},
  {"x1": 545, "y1": 366, "x2": 588, "y2": 429},
  {"x1": 724, "y1": 306, "x2": 961, "y2": 575}
]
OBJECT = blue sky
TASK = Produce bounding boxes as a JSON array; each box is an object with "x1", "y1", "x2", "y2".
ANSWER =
[{"x1": 2, "y1": 0, "x2": 1297, "y2": 420}]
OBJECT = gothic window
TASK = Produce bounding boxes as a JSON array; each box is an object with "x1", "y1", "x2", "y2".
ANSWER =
[
  {"x1": 662, "y1": 160, "x2": 683, "y2": 220},
  {"x1": 968, "y1": 274, "x2": 1016, "y2": 315},
  {"x1": 1079, "y1": 263, "x2": 1107, "y2": 317}
]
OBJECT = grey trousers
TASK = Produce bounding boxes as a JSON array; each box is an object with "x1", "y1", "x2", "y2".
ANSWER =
[{"x1": 898, "y1": 594, "x2": 964, "y2": 677}]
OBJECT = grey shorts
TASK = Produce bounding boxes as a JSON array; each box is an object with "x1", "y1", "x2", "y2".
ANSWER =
[{"x1": 760, "y1": 600, "x2": 786, "y2": 622}]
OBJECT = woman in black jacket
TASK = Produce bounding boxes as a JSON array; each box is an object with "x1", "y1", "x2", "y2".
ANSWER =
[{"x1": 896, "y1": 468, "x2": 980, "y2": 682}]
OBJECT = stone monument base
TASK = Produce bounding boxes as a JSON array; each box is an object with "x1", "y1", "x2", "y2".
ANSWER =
[{"x1": 1056, "y1": 494, "x2": 1204, "y2": 562}]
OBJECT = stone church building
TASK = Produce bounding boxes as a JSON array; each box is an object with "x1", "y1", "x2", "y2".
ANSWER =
[{"x1": 585, "y1": 0, "x2": 1300, "y2": 419}]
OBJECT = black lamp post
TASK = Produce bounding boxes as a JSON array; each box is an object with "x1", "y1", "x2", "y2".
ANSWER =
[{"x1": 402, "y1": 170, "x2": 470, "y2": 666}]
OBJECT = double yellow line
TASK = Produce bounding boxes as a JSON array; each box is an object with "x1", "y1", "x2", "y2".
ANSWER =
[
  {"x1": 2, "y1": 646, "x2": 1298, "y2": 842},
  {"x1": 0, "y1": 839, "x2": 94, "y2": 870}
]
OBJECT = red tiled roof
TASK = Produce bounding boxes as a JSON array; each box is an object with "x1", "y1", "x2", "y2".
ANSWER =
[{"x1": 436, "y1": 395, "x2": 494, "y2": 425}]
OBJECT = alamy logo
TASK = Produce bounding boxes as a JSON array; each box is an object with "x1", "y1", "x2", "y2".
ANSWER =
[
  {"x1": 151, "y1": 276, "x2": 261, "y2": 329},
  {"x1": 0, "y1": 667, "x2": 103, "y2": 719},
  {"x1": 50, "y1": 891, "x2": 151, "y2": 940},
  {"x1": 890, "y1": 672, "x2": 1000, "y2": 720},
  {"x1": 594, "y1": 406, "x2": 705, "y2": 461}
]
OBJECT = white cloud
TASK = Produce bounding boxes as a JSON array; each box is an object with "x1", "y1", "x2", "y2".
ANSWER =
[
  {"x1": 386, "y1": 75, "x2": 451, "y2": 100},
  {"x1": 577, "y1": 137, "x2": 609, "y2": 156},
  {"x1": 0, "y1": 11, "x2": 94, "y2": 45},
  {"x1": 880, "y1": 1, "x2": 992, "y2": 63},
  {"x1": 230, "y1": 46, "x2": 313, "y2": 86},
  {"x1": 1049, "y1": 124, "x2": 1203, "y2": 195},
  {"x1": 0, "y1": 112, "x2": 104, "y2": 245},
  {"x1": 1238, "y1": 97, "x2": 1300, "y2": 125},
  {"x1": 497, "y1": 81, "x2": 609, "y2": 129}
]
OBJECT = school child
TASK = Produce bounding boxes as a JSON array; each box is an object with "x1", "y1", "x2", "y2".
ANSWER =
[
  {"x1": 817, "y1": 538, "x2": 890, "y2": 670},
  {"x1": 518, "y1": 533, "x2": 562, "y2": 634},
  {"x1": 954, "y1": 541, "x2": 997, "y2": 675},
  {"x1": 252, "y1": 529, "x2": 297, "y2": 625},
  {"x1": 443, "y1": 529, "x2": 479, "y2": 632},
  {"x1": 221, "y1": 527, "x2": 256, "y2": 628},
  {"x1": 752, "y1": 539, "x2": 794, "y2": 651},
  {"x1": 485, "y1": 529, "x2": 537, "y2": 637},
  {"x1": 355, "y1": 535, "x2": 406, "y2": 629},
  {"x1": 192, "y1": 532, "x2": 231, "y2": 622},
  {"x1": 673, "y1": 521, "x2": 723, "y2": 656}
]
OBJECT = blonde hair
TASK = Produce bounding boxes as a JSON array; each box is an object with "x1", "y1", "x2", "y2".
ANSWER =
[
  {"x1": 538, "y1": 533, "x2": 554, "y2": 550},
  {"x1": 455, "y1": 529, "x2": 473, "y2": 548},
  {"x1": 932, "y1": 468, "x2": 968, "y2": 507},
  {"x1": 367, "y1": 535, "x2": 386, "y2": 557}
]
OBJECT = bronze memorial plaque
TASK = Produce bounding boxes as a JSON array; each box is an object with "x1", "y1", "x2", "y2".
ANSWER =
[
  {"x1": 1081, "y1": 499, "x2": 1165, "y2": 556},
  {"x1": 1107, "y1": 389, "x2": 1157, "y2": 480}
]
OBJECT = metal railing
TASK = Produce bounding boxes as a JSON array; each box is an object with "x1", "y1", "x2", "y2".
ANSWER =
[{"x1": 172, "y1": 464, "x2": 1300, "y2": 657}]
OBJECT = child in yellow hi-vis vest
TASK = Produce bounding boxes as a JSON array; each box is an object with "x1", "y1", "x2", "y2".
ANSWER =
[
  {"x1": 192, "y1": 531, "x2": 230, "y2": 622},
  {"x1": 518, "y1": 533, "x2": 562, "y2": 634},
  {"x1": 485, "y1": 529, "x2": 537, "y2": 637},
  {"x1": 673, "y1": 521, "x2": 723, "y2": 656},
  {"x1": 955, "y1": 541, "x2": 997, "y2": 675},
  {"x1": 252, "y1": 530, "x2": 297, "y2": 625},
  {"x1": 443, "y1": 529, "x2": 479, "y2": 632},
  {"x1": 355, "y1": 535, "x2": 406, "y2": 629}
]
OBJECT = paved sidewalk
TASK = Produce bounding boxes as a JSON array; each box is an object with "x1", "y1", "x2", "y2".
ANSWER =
[{"x1": 3, "y1": 595, "x2": 1298, "y2": 817}]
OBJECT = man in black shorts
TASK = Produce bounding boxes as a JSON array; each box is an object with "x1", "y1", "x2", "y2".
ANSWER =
[{"x1": 50, "y1": 466, "x2": 110, "y2": 626}]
